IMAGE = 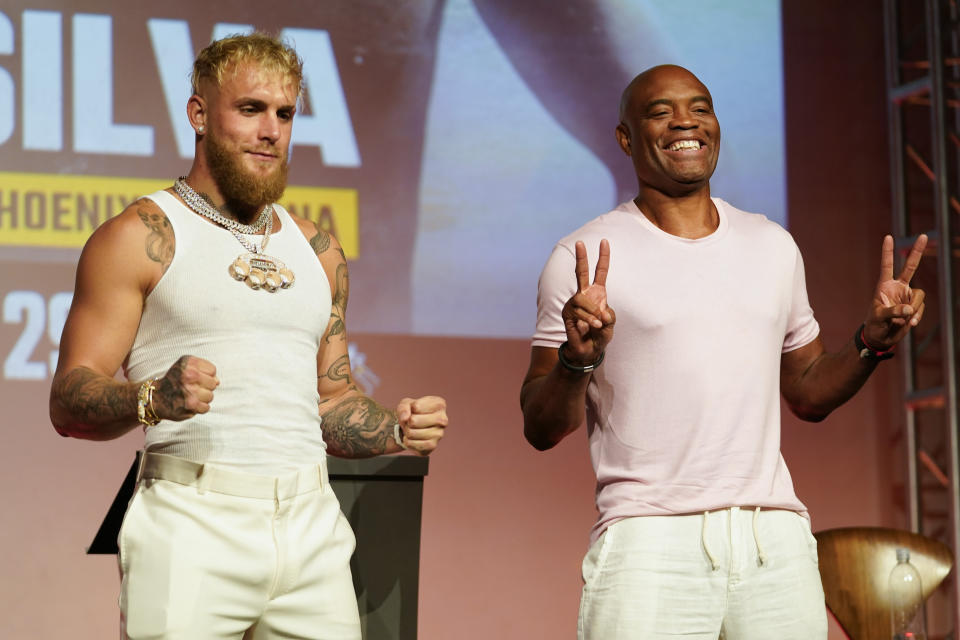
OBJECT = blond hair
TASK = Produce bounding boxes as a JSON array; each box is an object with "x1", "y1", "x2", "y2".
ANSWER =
[{"x1": 191, "y1": 32, "x2": 303, "y2": 96}]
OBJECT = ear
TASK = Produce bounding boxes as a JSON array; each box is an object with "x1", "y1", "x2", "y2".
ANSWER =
[
  {"x1": 615, "y1": 124, "x2": 631, "y2": 156},
  {"x1": 187, "y1": 94, "x2": 206, "y2": 135}
]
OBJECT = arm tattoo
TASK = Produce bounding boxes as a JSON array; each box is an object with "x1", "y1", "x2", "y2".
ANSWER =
[
  {"x1": 318, "y1": 383, "x2": 359, "y2": 407},
  {"x1": 321, "y1": 395, "x2": 396, "y2": 457},
  {"x1": 137, "y1": 203, "x2": 174, "y2": 273},
  {"x1": 324, "y1": 354, "x2": 351, "y2": 382},
  {"x1": 325, "y1": 263, "x2": 348, "y2": 343},
  {"x1": 51, "y1": 367, "x2": 137, "y2": 424}
]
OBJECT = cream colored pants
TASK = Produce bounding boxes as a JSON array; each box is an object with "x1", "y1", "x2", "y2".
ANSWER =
[
  {"x1": 118, "y1": 453, "x2": 361, "y2": 640},
  {"x1": 578, "y1": 507, "x2": 827, "y2": 640}
]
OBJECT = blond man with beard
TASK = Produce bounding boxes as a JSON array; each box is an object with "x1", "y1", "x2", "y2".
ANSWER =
[{"x1": 49, "y1": 33, "x2": 447, "y2": 640}]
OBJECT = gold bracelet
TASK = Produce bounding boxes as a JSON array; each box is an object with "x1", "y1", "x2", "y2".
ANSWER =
[{"x1": 137, "y1": 379, "x2": 160, "y2": 427}]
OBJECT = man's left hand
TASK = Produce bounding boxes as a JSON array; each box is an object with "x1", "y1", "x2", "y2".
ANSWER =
[
  {"x1": 863, "y1": 233, "x2": 928, "y2": 350},
  {"x1": 396, "y1": 396, "x2": 448, "y2": 455}
]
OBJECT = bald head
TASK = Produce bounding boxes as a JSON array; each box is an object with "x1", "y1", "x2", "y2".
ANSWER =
[
  {"x1": 619, "y1": 65, "x2": 711, "y2": 122},
  {"x1": 614, "y1": 64, "x2": 720, "y2": 196}
]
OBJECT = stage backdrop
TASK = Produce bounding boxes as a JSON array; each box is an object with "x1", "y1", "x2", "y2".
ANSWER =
[{"x1": 0, "y1": 1, "x2": 884, "y2": 639}]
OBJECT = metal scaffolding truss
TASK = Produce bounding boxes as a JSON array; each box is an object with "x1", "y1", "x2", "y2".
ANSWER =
[{"x1": 884, "y1": 0, "x2": 960, "y2": 635}]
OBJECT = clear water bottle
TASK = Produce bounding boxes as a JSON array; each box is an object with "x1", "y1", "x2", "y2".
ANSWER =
[{"x1": 889, "y1": 547, "x2": 927, "y2": 640}]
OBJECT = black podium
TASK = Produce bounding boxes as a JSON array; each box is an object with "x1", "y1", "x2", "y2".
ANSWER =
[{"x1": 89, "y1": 453, "x2": 429, "y2": 640}]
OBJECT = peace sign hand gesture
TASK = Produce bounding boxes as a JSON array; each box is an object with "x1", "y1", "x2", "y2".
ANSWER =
[
  {"x1": 863, "y1": 233, "x2": 927, "y2": 350},
  {"x1": 560, "y1": 239, "x2": 616, "y2": 367}
]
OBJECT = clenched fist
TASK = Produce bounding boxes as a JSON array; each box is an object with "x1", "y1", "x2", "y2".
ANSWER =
[
  {"x1": 395, "y1": 396, "x2": 448, "y2": 455},
  {"x1": 152, "y1": 355, "x2": 219, "y2": 421}
]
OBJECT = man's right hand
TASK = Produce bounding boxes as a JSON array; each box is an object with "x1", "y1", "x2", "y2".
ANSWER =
[
  {"x1": 153, "y1": 355, "x2": 219, "y2": 421},
  {"x1": 560, "y1": 239, "x2": 616, "y2": 366}
]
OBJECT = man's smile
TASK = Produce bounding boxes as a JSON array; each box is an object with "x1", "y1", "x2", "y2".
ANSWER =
[{"x1": 665, "y1": 139, "x2": 704, "y2": 152}]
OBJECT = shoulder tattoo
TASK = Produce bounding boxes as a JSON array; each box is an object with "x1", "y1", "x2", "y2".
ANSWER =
[
  {"x1": 137, "y1": 202, "x2": 174, "y2": 273},
  {"x1": 309, "y1": 224, "x2": 331, "y2": 255}
]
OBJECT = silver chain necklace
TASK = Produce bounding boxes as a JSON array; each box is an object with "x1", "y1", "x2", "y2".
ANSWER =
[
  {"x1": 174, "y1": 177, "x2": 270, "y2": 233},
  {"x1": 173, "y1": 177, "x2": 295, "y2": 292}
]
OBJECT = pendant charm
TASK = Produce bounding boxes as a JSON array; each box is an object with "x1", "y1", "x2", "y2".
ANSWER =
[{"x1": 228, "y1": 253, "x2": 295, "y2": 292}]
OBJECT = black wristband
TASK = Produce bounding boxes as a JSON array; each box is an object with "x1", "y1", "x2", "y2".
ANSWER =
[
  {"x1": 854, "y1": 323, "x2": 895, "y2": 361},
  {"x1": 557, "y1": 342, "x2": 605, "y2": 373}
]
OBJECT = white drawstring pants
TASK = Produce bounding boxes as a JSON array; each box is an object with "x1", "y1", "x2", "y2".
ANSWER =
[{"x1": 578, "y1": 507, "x2": 827, "y2": 639}]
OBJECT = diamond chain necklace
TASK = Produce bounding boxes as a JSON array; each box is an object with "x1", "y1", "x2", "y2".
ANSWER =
[{"x1": 174, "y1": 177, "x2": 271, "y2": 234}]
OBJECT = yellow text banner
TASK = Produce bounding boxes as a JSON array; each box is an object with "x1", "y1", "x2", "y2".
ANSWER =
[{"x1": 0, "y1": 172, "x2": 358, "y2": 257}]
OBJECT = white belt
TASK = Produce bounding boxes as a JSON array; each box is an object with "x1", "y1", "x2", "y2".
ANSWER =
[{"x1": 137, "y1": 451, "x2": 327, "y2": 500}]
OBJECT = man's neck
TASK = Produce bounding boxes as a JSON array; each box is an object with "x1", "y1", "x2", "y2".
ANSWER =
[
  {"x1": 634, "y1": 186, "x2": 718, "y2": 239},
  {"x1": 182, "y1": 172, "x2": 264, "y2": 225},
  {"x1": 203, "y1": 193, "x2": 263, "y2": 226}
]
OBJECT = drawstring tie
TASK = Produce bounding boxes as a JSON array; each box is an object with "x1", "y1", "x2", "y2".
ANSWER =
[
  {"x1": 703, "y1": 507, "x2": 768, "y2": 570},
  {"x1": 701, "y1": 510, "x2": 719, "y2": 571},
  {"x1": 752, "y1": 506, "x2": 767, "y2": 566}
]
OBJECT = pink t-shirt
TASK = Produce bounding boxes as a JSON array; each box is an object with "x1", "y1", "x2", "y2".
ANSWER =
[{"x1": 533, "y1": 199, "x2": 820, "y2": 543}]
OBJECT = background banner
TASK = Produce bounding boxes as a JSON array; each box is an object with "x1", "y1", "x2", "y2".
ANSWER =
[{"x1": 0, "y1": 2, "x2": 785, "y2": 638}]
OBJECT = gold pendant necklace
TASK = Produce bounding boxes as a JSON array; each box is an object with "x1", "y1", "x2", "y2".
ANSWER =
[
  {"x1": 174, "y1": 178, "x2": 296, "y2": 292},
  {"x1": 229, "y1": 252, "x2": 295, "y2": 292}
]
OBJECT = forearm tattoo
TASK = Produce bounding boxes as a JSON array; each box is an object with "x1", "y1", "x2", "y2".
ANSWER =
[
  {"x1": 137, "y1": 202, "x2": 174, "y2": 274},
  {"x1": 320, "y1": 395, "x2": 396, "y2": 457},
  {"x1": 51, "y1": 367, "x2": 138, "y2": 423}
]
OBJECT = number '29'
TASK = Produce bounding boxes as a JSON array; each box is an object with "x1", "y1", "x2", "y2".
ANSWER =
[{"x1": 3, "y1": 290, "x2": 72, "y2": 380}]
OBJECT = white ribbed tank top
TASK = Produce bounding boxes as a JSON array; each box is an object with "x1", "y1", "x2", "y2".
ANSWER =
[{"x1": 124, "y1": 190, "x2": 331, "y2": 475}]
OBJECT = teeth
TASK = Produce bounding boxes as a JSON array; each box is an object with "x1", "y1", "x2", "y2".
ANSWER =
[{"x1": 668, "y1": 140, "x2": 701, "y2": 151}]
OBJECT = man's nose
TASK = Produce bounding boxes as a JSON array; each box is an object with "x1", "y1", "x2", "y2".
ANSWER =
[
  {"x1": 669, "y1": 111, "x2": 698, "y2": 129},
  {"x1": 259, "y1": 115, "x2": 281, "y2": 142}
]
